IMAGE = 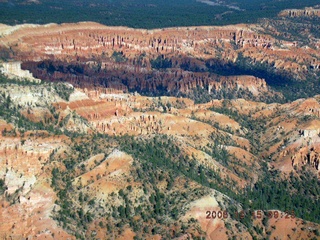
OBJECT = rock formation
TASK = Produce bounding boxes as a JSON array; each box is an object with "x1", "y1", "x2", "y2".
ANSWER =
[
  {"x1": 0, "y1": 61, "x2": 41, "y2": 83},
  {"x1": 0, "y1": 20, "x2": 318, "y2": 98},
  {"x1": 278, "y1": 7, "x2": 320, "y2": 18}
]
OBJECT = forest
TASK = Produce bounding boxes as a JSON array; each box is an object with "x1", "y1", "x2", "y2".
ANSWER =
[{"x1": 0, "y1": 0, "x2": 319, "y2": 28}]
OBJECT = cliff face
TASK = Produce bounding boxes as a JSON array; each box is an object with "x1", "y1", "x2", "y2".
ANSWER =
[
  {"x1": 3, "y1": 22, "x2": 318, "y2": 76},
  {"x1": 0, "y1": 20, "x2": 318, "y2": 100},
  {"x1": 0, "y1": 61, "x2": 41, "y2": 83},
  {"x1": 21, "y1": 60, "x2": 270, "y2": 100}
]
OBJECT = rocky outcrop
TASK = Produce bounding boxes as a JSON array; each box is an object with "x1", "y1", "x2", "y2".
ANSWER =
[
  {"x1": 278, "y1": 7, "x2": 320, "y2": 18},
  {"x1": 291, "y1": 146, "x2": 320, "y2": 171},
  {"x1": 0, "y1": 135, "x2": 73, "y2": 239},
  {"x1": 0, "y1": 61, "x2": 41, "y2": 83}
]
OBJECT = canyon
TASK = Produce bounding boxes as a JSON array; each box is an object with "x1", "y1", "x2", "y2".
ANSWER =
[
  {"x1": 0, "y1": 14, "x2": 319, "y2": 102},
  {"x1": 0, "y1": 6, "x2": 320, "y2": 240}
]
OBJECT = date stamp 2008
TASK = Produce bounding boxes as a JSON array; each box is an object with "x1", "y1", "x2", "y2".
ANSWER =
[{"x1": 205, "y1": 210, "x2": 295, "y2": 220}]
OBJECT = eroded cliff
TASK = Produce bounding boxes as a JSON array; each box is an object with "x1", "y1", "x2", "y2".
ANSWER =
[{"x1": 0, "y1": 18, "x2": 319, "y2": 102}]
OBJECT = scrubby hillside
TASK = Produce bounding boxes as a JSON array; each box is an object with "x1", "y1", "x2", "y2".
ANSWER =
[{"x1": 0, "y1": 71, "x2": 319, "y2": 239}]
